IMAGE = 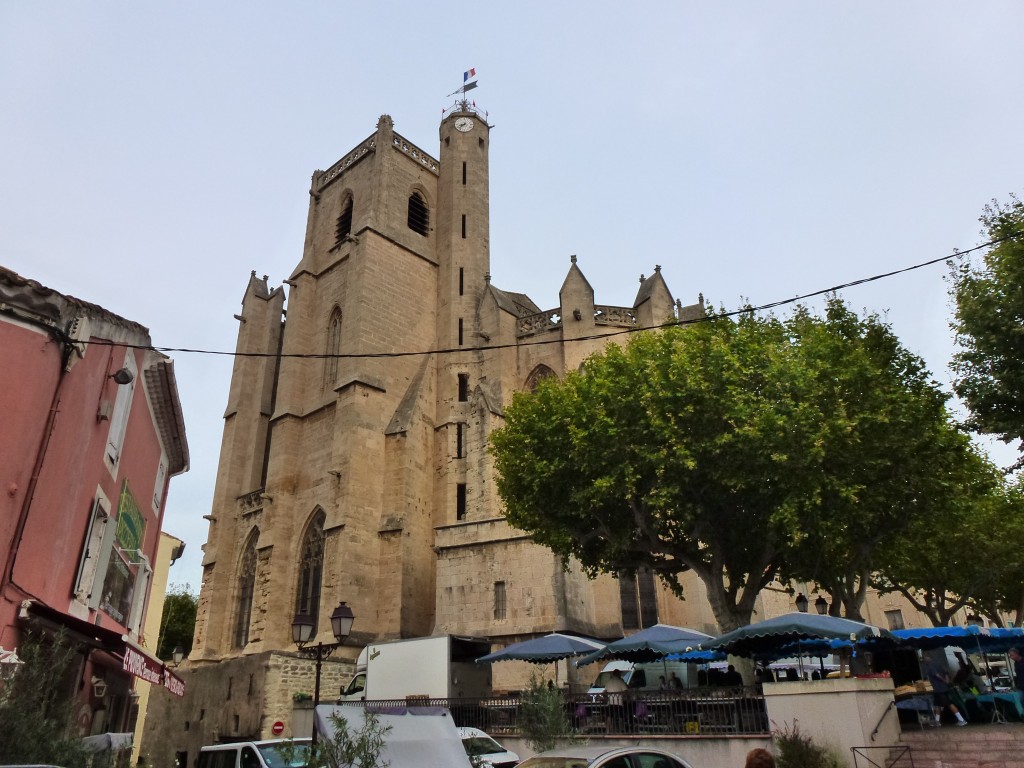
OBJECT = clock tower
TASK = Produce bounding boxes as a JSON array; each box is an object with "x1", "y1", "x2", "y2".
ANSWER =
[{"x1": 435, "y1": 106, "x2": 490, "y2": 350}]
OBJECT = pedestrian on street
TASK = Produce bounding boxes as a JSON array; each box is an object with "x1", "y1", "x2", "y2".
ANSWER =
[
  {"x1": 744, "y1": 747, "x2": 776, "y2": 768},
  {"x1": 923, "y1": 655, "x2": 968, "y2": 727}
]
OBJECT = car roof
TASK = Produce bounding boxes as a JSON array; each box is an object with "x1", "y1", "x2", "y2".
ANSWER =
[{"x1": 531, "y1": 746, "x2": 675, "y2": 759}]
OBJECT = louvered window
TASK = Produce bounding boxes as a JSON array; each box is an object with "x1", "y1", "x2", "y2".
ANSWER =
[
  {"x1": 335, "y1": 198, "x2": 353, "y2": 245},
  {"x1": 408, "y1": 192, "x2": 429, "y2": 236}
]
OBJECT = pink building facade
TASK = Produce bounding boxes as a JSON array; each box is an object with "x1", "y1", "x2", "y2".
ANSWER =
[{"x1": 0, "y1": 266, "x2": 189, "y2": 735}]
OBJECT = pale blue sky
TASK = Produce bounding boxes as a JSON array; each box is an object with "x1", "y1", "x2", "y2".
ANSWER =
[{"x1": 3, "y1": 2, "x2": 1022, "y2": 591}]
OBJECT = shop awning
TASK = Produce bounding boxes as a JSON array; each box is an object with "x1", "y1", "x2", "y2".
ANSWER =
[{"x1": 22, "y1": 601, "x2": 185, "y2": 696}]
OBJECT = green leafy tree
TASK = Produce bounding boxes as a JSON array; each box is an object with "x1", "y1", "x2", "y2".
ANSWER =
[
  {"x1": 271, "y1": 711, "x2": 391, "y2": 768},
  {"x1": 988, "y1": 480, "x2": 1024, "y2": 624},
  {"x1": 0, "y1": 631, "x2": 90, "y2": 768},
  {"x1": 517, "y1": 673, "x2": 576, "y2": 753},
  {"x1": 157, "y1": 582, "x2": 197, "y2": 660},
  {"x1": 781, "y1": 303, "x2": 961, "y2": 619},
  {"x1": 492, "y1": 298, "x2": 950, "y2": 631},
  {"x1": 871, "y1": 437, "x2": 1006, "y2": 626},
  {"x1": 315, "y1": 710, "x2": 391, "y2": 768},
  {"x1": 950, "y1": 195, "x2": 1024, "y2": 468}
]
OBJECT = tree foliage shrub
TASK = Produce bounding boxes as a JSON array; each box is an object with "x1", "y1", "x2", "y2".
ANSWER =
[
  {"x1": 0, "y1": 630, "x2": 90, "y2": 768},
  {"x1": 773, "y1": 720, "x2": 841, "y2": 768},
  {"x1": 517, "y1": 672, "x2": 576, "y2": 753}
]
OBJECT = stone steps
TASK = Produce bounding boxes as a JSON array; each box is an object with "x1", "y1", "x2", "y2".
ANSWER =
[{"x1": 888, "y1": 723, "x2": 1024, "y2": 768}]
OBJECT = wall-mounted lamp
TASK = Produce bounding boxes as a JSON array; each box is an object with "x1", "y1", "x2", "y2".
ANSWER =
[
  {"x1": 171, "y1": 645, "x2": 185, "y2": 667},
  {"x1": 91, "y1": 676, "x2": 108, "y2": 699},
  {"x1": 795, "y1": 593, "x2": 809, "y2": 613},
  {"x1": 109, "y1": 368, "x2": 134, "y2": 385},
  {"x1": 814, "y1": 595, "x2": 829, "y2": 615}
]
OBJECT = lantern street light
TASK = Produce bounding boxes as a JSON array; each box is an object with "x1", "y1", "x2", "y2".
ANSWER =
[
  {"x1": 292, "y1": 601, "x2": 355, "y2": 751},
  {"x1": 794, "y1": 593, "x2": 809, "y2": 613},
  {"x1": 814, "y1": 595, "x2": 829, "y2": 616},
  {"x1": 171, "y1": 645, "x2": 185, "y2": 666}
]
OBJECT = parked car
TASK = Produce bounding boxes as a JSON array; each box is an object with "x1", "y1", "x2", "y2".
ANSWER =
[
  {"x1": 199, "y1": 738, "x2": 310, "y2": 768},
  {"x1": 515, "y1": 746, "x2": 695, "y2": 768},
  {"x1": 458, "y1": 727, "x2": 519, "y2": 768}
]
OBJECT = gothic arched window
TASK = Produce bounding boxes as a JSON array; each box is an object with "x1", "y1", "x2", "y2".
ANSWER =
[
  {"x1": 335, "y1": 197, "x2": 353, "y2": 245},
  {"x1": 233, "y1": 528, "x2": 259, "y2": 648},
  {"x1": 525, "y1": 364, "x2": 557, "y2": 392},
  {"x1": 407, "y1": 192, "x2": 429, "y2": 236},
  {"x1": 295, "y1": 509, "x2": 326, "y2": 637},
  {"x1": 323, "y1": 307, "x2": 342, "y2": 391}
]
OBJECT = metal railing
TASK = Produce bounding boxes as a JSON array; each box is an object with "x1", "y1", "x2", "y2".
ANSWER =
[{"x1": 338, "y1": 686, "x2": 770, "y2": 737}]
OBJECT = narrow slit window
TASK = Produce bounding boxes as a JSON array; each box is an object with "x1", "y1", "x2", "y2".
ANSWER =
[
  {"x1": 494, "y1": 581, "x2": 507, "y2": 620},
  {"x1": 458, "y1": 374, "x2": 469, "y2": 402},
  {"x1": 408, "y1": 192, "x2": 429, "y2": 236},
  {"x1": 456, "y1": 423, "x2": 465, "y2": 458},
  {"x1": 462, "y1": 162, "x2": 467, "y2": 185},
  {"x1": 323, "y1": 307, "x2": 342, "y2": 391},
  {"x1": 461, "y1": 214, "x2": 466, "y2": 239},
  {"x1": 456, "y1": 483, "x2": 467, "y2": 520},
  {"x1": 458, "y1": 318, "x2": 464, "y2": 346},
  {"x1": 459, "y1": 267, "x2": 464, "y2": 296}
]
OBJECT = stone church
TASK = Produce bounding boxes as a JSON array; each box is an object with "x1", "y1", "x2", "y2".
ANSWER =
[{"x1": 142, "y1": 104, "x2": 712, "y2": 761}]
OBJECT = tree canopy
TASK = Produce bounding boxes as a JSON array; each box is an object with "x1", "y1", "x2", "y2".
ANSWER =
[
  {"x1": 950, "y1": 196, "x2": 1024, "y2": 466},
  {"x1": 157, "y1": 582, "x2": 197, "y2": 661},
  {"x1": 491, "y1": 298, "x2": 958, "y2": 631},
  {"x1": 871, "y1": 433, "x2": 1006, "y2": 626}
]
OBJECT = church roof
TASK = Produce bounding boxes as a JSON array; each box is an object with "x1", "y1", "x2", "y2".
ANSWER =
[
  {"x1": 633, "y1": 265, "x2": 673, "y2": 308},
  {"x1": 488, "y1": 285, "x2": 540, "y2": 317}
]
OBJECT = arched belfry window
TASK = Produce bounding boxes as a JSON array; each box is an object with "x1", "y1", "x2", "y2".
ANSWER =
[
  {"x1": 295, "y1": 509, "x2": 326, "y2": 637},
  {"x1": 525, "y1": 364, "x2": 557, "y2": 392},
  {"x1": 323, "y1": 307, "x2": 342, "y2": 390},
  {"x1": 335, "y1": 197, "x2": 353, "y2": 245},
  {"x1": 407, "y1": 191, "x2": 429, "y2": 236},
  {"x1": 233, "y1": 528, "x2": 259, "y2": 648}
]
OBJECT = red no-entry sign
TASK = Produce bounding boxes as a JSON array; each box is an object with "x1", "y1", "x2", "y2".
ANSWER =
[{"x1": 272, "y1": 721, "x2": 284, "y2": 736}]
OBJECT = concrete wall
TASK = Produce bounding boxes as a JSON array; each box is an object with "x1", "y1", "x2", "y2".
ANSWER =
[{"x1": 763, "y1": 678, "x2": 900, "y2": 768}]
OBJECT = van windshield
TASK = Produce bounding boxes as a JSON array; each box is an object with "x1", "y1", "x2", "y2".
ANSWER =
[
  {"x1": 462, "y1": 735, "x2": 503, "y2": 757},
  {"x1": 258, "y1": 742, "x2": 310, "y2": 768}
]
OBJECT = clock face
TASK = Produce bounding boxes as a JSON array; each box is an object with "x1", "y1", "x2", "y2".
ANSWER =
[{"x1": 455, "y1": 117, "x2": 474, "y2": 133}]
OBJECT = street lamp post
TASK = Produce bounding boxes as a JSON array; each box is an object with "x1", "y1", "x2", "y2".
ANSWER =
[{"x1": 292, "y1": 601, "x2": 355, "y2": 751}]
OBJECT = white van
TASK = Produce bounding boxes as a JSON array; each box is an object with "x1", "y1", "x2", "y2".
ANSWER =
[
  {"x1": 457, "y1": 727, "x2": 519, "y2": 768},
  {"x1": 198, "y1": 738, "x2": 310, "y2": 768},
  {"x1": 587, "y1": 659, "x2": 694, "y2": 695}
]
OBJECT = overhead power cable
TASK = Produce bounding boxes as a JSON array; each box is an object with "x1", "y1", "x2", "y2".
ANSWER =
[{"x1": 87, "y1": 232, "x2": 1021, "y2": 360}]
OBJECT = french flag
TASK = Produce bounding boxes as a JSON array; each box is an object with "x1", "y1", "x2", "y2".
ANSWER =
[{"x1": 464, "y1": 68, "x2": 477, "y2": 83}]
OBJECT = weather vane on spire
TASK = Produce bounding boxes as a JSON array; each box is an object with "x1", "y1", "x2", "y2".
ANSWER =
[{"x1": 443, "y1": 68, "x2": 485, "y2": 118}]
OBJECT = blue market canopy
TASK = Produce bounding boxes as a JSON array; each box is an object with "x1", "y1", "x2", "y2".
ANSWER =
[
  {"x1": 669, "y1": 648, "x2": 728, "y2": 663},
  {"x1": 476, "y1": 633, "x2": 606, "y2": 664},
  {"x1": 576, "y1": 624, "x2": 714, "y2": 667},
  {"x1": 701, "y1": 612, "x2": 894, "y2": 658},
  {"x1": 892, "y1": 625, "x2": 1024, "y2": 653}
]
